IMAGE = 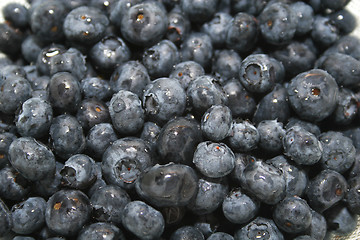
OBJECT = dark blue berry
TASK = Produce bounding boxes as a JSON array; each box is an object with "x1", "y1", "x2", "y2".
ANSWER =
[
  {"x1": 290, "y1": 2, "x2": 314, "y2": 36},
  {"x1": 201, "y1": 105, "x2": 232, "y2": 142},
  {"x1": 306, "y1": 210, "x2": 327, "y2": 240},
  {"x1": 2, "y1": 3, "x2": 29, "y2": 29},
  {"x1": 166, "y1": 7, "x2": 191, "y2": 46},
  {"x1": 0, "y1": 132, "x2": 17, "y2": 168},
  {"x1": 80, "y1": 77, "x2": 112, "y2": 101},
  {"x1": 212, "y1": 49, "x2": 242, "y2": 83},
  {"x1": 0, "y1": 198, "x2": 12, "y2": 237},
  {"x1": 257, "y1": 120, "x2": 285, "y2": 153},
  {"x1": 202, "y1": 12, "x2": 232, "y2": 48},
  {"x1": 170, "y1": 226, "x2": 205, "y2": 240},
  {"x1": 0, "y1": 166, "x2": 31, "y2": 201},
  {"x1": 180, "y1": 0, "x2": 219, "y2": 23},
  {"x1": 324, "y1": 203, "x2": 357, "y2": 236},
  {"x1": 77, "y1": 222, "x2": 126, "y2": 240},
  {"x1": 207, "y1": 232, "x2": 234, "y2": 240},
  {"x1": 0, "y1": 23, "x2": 24, "y2": 56},
  {"x1": 234, "y1": 217, "x2": 284, "y2": 240},
  {"x1": 228, "y1": 119, "x2": 259, "y2": 152},
  {"x1": 85, "y1": 123, "x2": 118, "y2": 159},
  {"x1": 311, "y1": 15, "x2": 340, "y2": 48},
  {"x1": 36, "y1": 44, "x2": 66, "y2": 76},
  {"x1": 169, "y1": 61, "x2": 205, "y2": 90},
  {"x1": 345, "y1": 177, "x2": 360, "y2": 215},
  {"x1": 76, "y1": 98, "x2": 110, "y2": 131}
]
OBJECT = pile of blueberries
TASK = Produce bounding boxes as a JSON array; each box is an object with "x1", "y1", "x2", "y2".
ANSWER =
[{"x1": 1, "y1": 0, "x2": 360, "y2": 239}]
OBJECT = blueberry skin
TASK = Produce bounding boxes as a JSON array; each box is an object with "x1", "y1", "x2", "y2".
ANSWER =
[
  {"x1": 102, "y1": 137, "x2": 153, "y2": 189},
  {"x1": 193, "y1": 141, "x2": 235, "y2": 178},
  {"x1": 109, "y1": 90, "x2": 144, "y2": 135},
  {"x1": 77, "y1": 222, "x2": 126, "y2": 240},
  {"x1": 140, "y1": 121, "x2": 161, "y2": 151},
  {"x1": 283, "y1": 126, "x2": 323, "y2": 166},
  {"x1": 166, "y1": 8, "x2": 191, "y2": 46},
  {"x1": 86, "y1": 123, "x2": 118, "y2": 159},
  {"x1": 120, "y1": 1, "x2": 168, "y2": 47},
  {"x1": 45, "y1": 190, "x2": 91, "y2": 237},
  {"x1": 230, "y1": 0, "x2": 268, "y2": 16},
  {"x1": 201, "y1": 12, "x2": 232, "y2": 48},
  {"x1": 142, "y1": 40, "x2": 179, "y2": 79},
  {"x1": 90, "y1": 0, "x2": 117, "y2": 14},
  {"x1": 169, "y1": 61, "x2": 205, "y2": 90},
  {"x1": 34, "y1": 161, "x2": 63, "y2": 198},
  {"x1": 222, "y1": 188, "x2": 260, "y2": 224},
  {"x1": 201, "y1": 105, "x2": 232, "y2": 142},
  {"x1": 228, "y1": 120, "x2": 259, "y2": 152},
  {"x1": 63, "y1": 6, "x2": 110, "y2": 46},
  {"x1": 273, "y1": 196, "x2": 312, "y2": 234},
  {"x1": 49, "y1": 114, "x2": 86, "y2": 160},
  {"x1": 180, "y1": 0, "x2": 218, "y2": 23},
  {"x1": 207, "y1": 232, "x2": 234, "y2": 240},
  {"x1": 0, "y1": 64, "x2": 27, "y2": 82},
  {"x1": 317, "y1": 53, "x2": 360, "y2": 89},
  {"x1": 329, "y1": 9, "x2": 357, "y2": 34},
  {"x1": 110, "y1": 60, "x2": 150, "y2": 98},
  {"x1": 0, "y1": 76, "x2": 32, "y2": 114},
  {"x1": 223, "y1": 79, "x2": 256, "y2": 119},
  {"x1": 266, "y1": 155, "x2": 308, "y2": 197},
  {"x1": 319, "y1": 131, "x2": 356, "y2": 173},
  {"x1": 193, "y1": 214, "x2": 220, "y2": 238},
  {"x1": 90, "y1": 185, "x2": 131, "y2": 224},
  {"x1": 81, "y1": 77, "x2": 112, "y2": 101},
  {"x1": 2, "y1": 3, "x2": 29, "y2": 29},
  {"x1": 48, "y1": 72, "x2": 81, "y2": 114},
  {"x1": 332, "y1": 88, "x2": 358, "y2": 125},
  {"x1": 348, "y1": 150, "x2": 360, "y2": 178},
  {"x1": 287, "y1": 69, "x2": 339, "y2": 122},
  {"x1": 324, "y1": 203, "x2": 357, "y2": 236},
  {"x1": 181, "y1": 32, "x2": 213, "y2": 69},
  {"x1": 259, "y1": 2, "x2": 298, "y2": 46},
  {"x1": 345, "y1": 177, "x2": 360, "y2": 215},
  {"x1": 285, "y1": 117, "x2": 321, "y2": 137},
  {"x1": 225, "y1": 12, "x2": 259, "y2": 53},
  {"x1": 109, "y1": 0, "x2": 143, "y2": 28},
  {"x1": 143, "y1": 78, "x2": 186, "y2": 124},
  {"x1": 156, "y1": 116, "x2": 203, "y2": 165},
  {"x1": 323, "y1": 35, "x2": 360, "y2": 61},
  {"x1": 0, "y1": 167, "x2": 30, "y2": 201},
  {"x1": 0, "y1": 198, "x2": 12, "y2": 237},
  {"x1": 311, "y1": 15, "x2": 339, "y2": 48},
  {"x1": 49, "y1": 48, "x2": 87, "y2": 80},
  {"x1": 11, "y1": 197, "x2": 46, "y2": 235},
  {"x1": 89, "y1": 35, "x2": 131, "y2": 74},
  {"x1": 257, "y1": 120, "x2": 285, "y2": 153},
  {"x1": 305, "y1": 169, "x2": 347, "y2": 212},
  {"x1": 290, "y1": 2, "x2": 314, "y2": 36},
  {"x1": 186, "y1": 75, "x2": 227, "y2": 117},
  {"x1": 15, "y1": 97, "x2": 53, "y2": 138},
  {"x1": 253, "y1": 84, "x2": 291, "y2": 124},
  {"x1": 230, "y1": 153, "x2": 255, "y2": 186},
  {"x1": 305, "y1": 210, "x2": 327, "y2": 240},
  {"x1": 9, "y1": 137, "x2": 56, "y2": 181},
  {"x1": 136, "y1": 163, "x2": 198, "y2": 207},
  {"x1": 122, "y1": 200, "x2": 165, "y2": 240},
  {"x1": 234, "y1": 217, "x2": 284, "y2": 240},
  {"x1": 36, "y1": 44, "x2": 67, "y2": 76},
  {"x1": 242, "y1": 160, "x2": 286, "y2": 205},
  {"x1": 76, "y1": 98, "x2": 110, "y2": 131},
  {"x1": 188, "y1": 177, "x2": 228, "y2": 215},
  {"x1": 30, "y1": 1, "x2": 67, "y2": 44},
  {"x1": 170, "y1": 226, "x2": 205, "y2": 240},
  {"x1": 0, "y1": 132, "x2": 17, "y2": 168},
  {"x1": 212, "y1": 50, "x2": 242, "y2": 83},
  {"x1": 0, "y1": 23, "x2": 24, "y2": 56}
]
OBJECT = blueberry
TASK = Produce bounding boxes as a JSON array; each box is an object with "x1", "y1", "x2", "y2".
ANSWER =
[
  {"x1": 188, "y1": 177, "x2": 228, "y2": 215},
  {"x1": 273, "y1": 196, "x2": 312, "y2": 234},
  {"x1": 122, "y1": 200, "x2": 165, "y2": 240},
  {"x1": 242, "y1": 160, "x2": 286, "y2": 205},
  {"x1": 347, "y1": 150, "x2": 360, "y2": 178},
  {"x1": 324, "y1": 35, "x2": 360, "y2": 61},
  {"x1": 0, "y1": 23, "x2": 24, "y2": 56},
  {"x1": 230, "y1": 0, "x2": 269, "y2": 16},
  {"x1": 45, "y1": 189, "x2": 91, "y2": 237},
  {"x1": 223, "y1": 79, "x2": 256, "y2": 119},
  {"x1": 143, "y1": 77, "x2": 186, "y2": 124},
  {"x1": 11, "y1": 197, "x2": 46, "y2": 235},
  {"x1": 108, "y1": 90, "x2": 144, "y2": 135},
  {"x1": 0, "y1": 166, "x2": 31, "y2": 201},
  {"x1": 15, "y1": 97, "x2": 53, "y2": 138},
  {"x1": 36, "y1": 44, "x2": 66, "y2": 76},
  {"x1": 311, "y1": 15, "x2": 340, "y2": 48},
  {"x1": 180, "y1": 0, "x2": 219, "y2": 23},
  {"x1": 222, "y1": 188, "x2": 260, "y2": 224},
  {"x1": 90, "y1": 185, "x2": 130, "y2": 224},
  {"x1": 202, "y1": 12, "x2": 232, "y2": 48},
  {"x1": 180, "y1": 32, "x2": 213, "y2": 69},
  {"x1": 34, "y1": 161, "x2": 63, "y2": 198},
  {"x1": 85, "y1": 123, "x2": 118, "y2": 159},
  {"x1": 2, "y1": 3, "x2": 29, "y2": 29},
  {"x1": 257, "y1": 120, "x2": 285, "y2": 154},
  {"x1": 0, "y1": 76, "x2": 32, "y2": 114},
  {"x1": 0, "y1": 132, "x2": 17, "y2": 168},
  {"x1": 49, "y1": 114, "x2": 86, "y2": 160},
  {"x1": 287, "y1": 69, "x2": 339, "y2": 122},
  {"x1": 136, "y1": 163, "x2": 198, "y2": 207},
  {"x1": 120, "y1": 1, "x2": 168, "y2": 47},
  {"x1": 230, "y1": 153, "x2": 255, "y2": 186},
  {"x1": 290, "y1": 2, "x2": 314, "y2": 36},
  {"x1": 0, "y1": 198, "x2": 12, "y2": 237},
  {"x1": 102, "y1": 137, "x2": 153, "y2": 189},
  {"x1": 89, "y1": 35, "x2": 131, "y2": 74},
  {"x1": 30, "y1": 1, "x2": 67, "y2": 44},
  {"x1": 324, "y1": 203, "x2": 357, "y2": 236},
  {"x1": 140, "y1": 121, "x2": 161, "y2": 151},
  {"x1": 48, "y1": 72, "x2": 81, "y2": 114},
  {"x1": 305, "y1": 210, "x2": 327, "y2": 240},
  {"x1": 234, "y1": 217, "x2": 284, "y2": 240},
  {"x1": 207, "y1": 232, "x2": 234, "y2": 240},
  {"x1": 63, "y1": 6, "x2": 109, "y2": 46},
  {"x1": 305, "y1": 169, "x2": 347, "y2": 212},
  {"x1": 156, "y1": 116, "x2": 203, "y2": 165},
  {"x1": 193, "y1": 141, "x2": 235, "y2": 178},
  {"x1": 170, "y1": 226, "x2": 205, "y2": 240},
  {"x1": 90, "y1": 0, "x2": 117, "y2": 15},
  {"x1": 319, "y1": 131, "x2": 356, "y2": 173},
  {"x1": 266, "y1": 155, "x2": 308, "y2": 197},
  {"x1": 109, "y1": 0, "x2": 143, "y2": 28},
  {"x1": 320, "y1": 0, "x2": 350, "y2": 11},
  {"x1": 259, "y1": 2, "x2": 298, "y2": 46},
  {"x1": 193, "y1": 213, "x2": 220, "y2": 238},
  {"x1": 80, "y1": 77, "x2": 112, "y2": 101},
  {"x1": 211, "y1": 50, "x2": 242, "y2": 83},
  {"x1": 201, "y1": 105, "x2": 232, "y2": 142},
  {"x1": 345, "y1": 177, "x2": 360, "y2": 215},
  {"x1": 169, "y1": 61, "x2": 205, "y2": 90},
  {"x1": 329, "y1": 9, "x2": 357, "y2": 34},
  {"x1": 76, "y1": 98, "x2": 110, "y2": 131},
  {"x1": 285, "y1": 117, "x2": 321, "y2": 137},
  {"x1": 228, "y1": 119, "x2": 259, "y2": 152},
  {"x1": 332, "y1": 87, "x2": 358, "y2": 125},
  {"x1": 166, "y1": 7, "x2": 191, "y2": 46},
  {"x1": 142, "y1": 40, "x2": 179, "y2": 79},
  {"x1": 77, "y1": 222, "x2": 126, "y2": 240},
  {"x1": 225, "y1": 12, "x2": 259, "y2": 53},
  {"x1": 186, "y1": 75, "x2": 227, "y2": 117}
]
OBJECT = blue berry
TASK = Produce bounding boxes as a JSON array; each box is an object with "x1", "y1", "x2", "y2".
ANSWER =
[
  {"x1": 212, "y1": 49, "x2": 242, "y2": 83},
  {"x1": 34, "y1": 161, "x2": 63, "y2": 198},
  {"x1": 109, "y1": 0, "x2": 143, "y2": 28},
  {"x1": 320, "y1": 0, "x2": 350, "y2": 11},
  {"x1": 332, "y1": 87, "x2": 358, "y2": 125},
  {"x1": 230, "y1": 0, "x2": 268, "y2": 16},
  {"x1": 85, "y1": 123, "x2": 118, "y2": 159},
  {"x1": 202, "y1": 12, "x2": 232, "y2": 48},
  {"x1": 228, "y1": 119, "x2": 259, "y2": 152},
  {"x1": 140, "y1": 121, "x2": 161, "y2": 151},
  {"x1": 329, "y1": 9, "x2": 357, "y2": 34},
  {"x1": 122, "y1": 200, "x2": 165, "y2": 240},
  {"x1": 80, "y1": 77, "x2": 112, "y2": 101},
  {"x1": 169, "y1": 61, "x2": 205, "y2": 90},
  {"x1": 180, "y1": 0, "x2": 219, "y2": 23},
  {"x1": 0, "y1": 132, "x2": 17, "y2": 168},
  {"x1": 290, "y1": 2, "x2": 314, "y2": 36},
  {"x1": 285, "y1": 117, "x2": 321, "y2": 137},
  {"x1": 2, "y1": 3, "x2": 29, "y2": 29},
  {"x1": 77, "y1": 222, "x2": 126, "y2": 240},
  {"x1": 201, "y1": 105, "x2": 232, "y2": 142},
  {"x1": 305, "y1": 210, "x2": 327, "y2": 240},
  {"x1": 234, "y1": 217, "x2": 284, "y2": 240},
  {"x1": 207, "y1": 232, "x2": 234, "y2": 240},
  {"x1": 257, "y1": 120, "x2": 285, "y2": 153},
  {"x1": 324, "y1": 203, "x2": 357, "y2": 236},
  {"x1": 230, "y1": 153, "x2": 255, "y2": 186},
  {"x1": 76, "y1": 98, "x2": 110, "y2": 131},
  {"x1": 311, "y1": 15, "x2": 340, "y2": 48},
  {"x1": 36, "y1": 44, "x2": 66, "y2": 76},
  {"x1": 170, "y1": 226, "x2": 205, "y2": 240},
  {"x1": 166, "y1": 7, "x2": 191, "y2": 46},
  {"x1": 0, "y1": 198, "x2": 12, "y2": 237},
  {"x1": 0, "y1": 23, "x2": 24, "y2": 56}
]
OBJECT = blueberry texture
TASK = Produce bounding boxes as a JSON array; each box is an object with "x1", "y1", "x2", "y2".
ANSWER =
[
  {"x1": 311, "y1": 15, "x2": 340, "y2": 48},
  {"x1": 0, "y1": 167, "x2": 30, "y2": 201},
  {"x1": 169, "y1": 61, "x2": 205, "y2": 90},
  {"x1": 36, "y1": 44, "x2": 66, "y2": 76},
  {"x1": 201, "y1": 105, "x2": 232, "y2": 142},
  {"x1": 76, "y1": 98, "x2": 110, "y2": 131},
  {"x1": 85, "y1": 123, "x2": 118, "y2": 159},
  {"x1": 0, "y1": 198, "x2": 12, "y2": 237},
  {"x1": 0, "y1": 23, "x2": 24, "y2": 56},
  {"x1": 170, "y1": 226, "x2": 205, "y2": 240},
  {"x1": 257, "y1": 120, "x2": 285, "y2": 153},
  {"x1": 202, "y1": 12, "x2": 232, "y2": 48},
  {"x1": 234, "y1": 217, "x2": 284, "y2": 240},
  {"x1": 77, "y1": 222, "x2": 125, "y2": 240},
  {"x1": 166, "y1": 8, "x2": 191, "y2": 46},
  {"x1": 290, "y1": 2, "x2": 314, "y2": 36},
  {"x1": 212, "y1": 49, "x2": 242, "y2": 84},
  {"x1": 80, "y1": 77, "x2": 112, "y2": 101},
  {"x1": 228, "y1": 120, "x2": 259, "y2": 152}
]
